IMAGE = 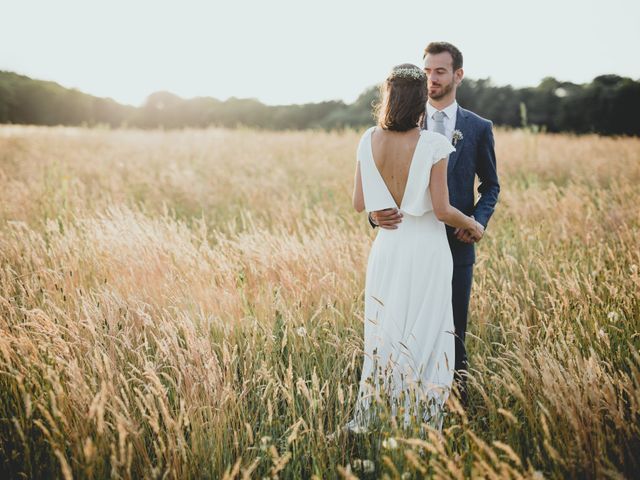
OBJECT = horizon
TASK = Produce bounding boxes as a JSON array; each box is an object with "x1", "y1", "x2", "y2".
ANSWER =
[
  {"x1": 3, "y1": 0, "x2": 640, "y2": 107},
  {"x1": 6, "y1": 67, "x2": 636, "y2": 109}
]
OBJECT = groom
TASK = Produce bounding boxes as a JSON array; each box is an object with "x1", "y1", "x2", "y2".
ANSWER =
[{"x1": 368, "y1": 42, "x2": 500, "y2": 408}]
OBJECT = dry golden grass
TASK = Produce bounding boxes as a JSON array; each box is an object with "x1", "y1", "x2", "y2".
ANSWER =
[{"x1": 0, "y1": 125, "x2": 638, "y2": 479}]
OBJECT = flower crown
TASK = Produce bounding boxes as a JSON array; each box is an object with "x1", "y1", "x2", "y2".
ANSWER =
[{"x1": 389, "y1": 67, "x2": 426, "y2": 81}]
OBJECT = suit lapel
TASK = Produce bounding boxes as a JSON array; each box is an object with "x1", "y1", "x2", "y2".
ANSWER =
[{"x1": 448, "y1": 105, "x2": 468, "y2": 175}]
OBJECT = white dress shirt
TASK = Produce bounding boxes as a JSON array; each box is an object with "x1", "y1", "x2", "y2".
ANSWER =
[{"x1": 425, "y1": 99, "x2": 458, "y2": 142}]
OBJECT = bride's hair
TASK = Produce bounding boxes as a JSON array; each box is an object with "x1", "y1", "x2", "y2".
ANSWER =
[{"x1": 374, "y1": 63, "x2": 427, "y2": 132}]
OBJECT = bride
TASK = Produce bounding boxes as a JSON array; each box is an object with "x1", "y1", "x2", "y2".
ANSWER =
[{"x1": 347, "y1": 63, "x2": 483, "y2": 432}]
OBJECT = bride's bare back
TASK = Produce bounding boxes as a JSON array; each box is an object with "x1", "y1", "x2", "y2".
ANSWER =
[{"x1": 370, "y1": 126, "x2": 421, "y2": 208}]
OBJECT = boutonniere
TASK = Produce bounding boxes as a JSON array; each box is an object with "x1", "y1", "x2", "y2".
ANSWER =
[{"x1": 452, "y1": 129, "x2": 464, "y2": 146}]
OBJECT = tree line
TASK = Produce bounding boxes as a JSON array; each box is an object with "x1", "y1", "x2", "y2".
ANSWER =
[{"x1": 1, "y1": 70, "x2": 638, "y2": 135}]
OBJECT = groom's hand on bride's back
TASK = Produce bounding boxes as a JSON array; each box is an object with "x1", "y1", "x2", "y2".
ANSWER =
[{"x1": 369, "y1": 208, "x2": 403, "y2": 229}]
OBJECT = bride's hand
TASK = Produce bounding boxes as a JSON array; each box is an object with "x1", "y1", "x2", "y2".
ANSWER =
[
  {"x1": 470, "y1": 219, "x2": 484, "y2": 242},
  {"x1": 455, "y1": 216, "x2": 484, "y2": 243}
]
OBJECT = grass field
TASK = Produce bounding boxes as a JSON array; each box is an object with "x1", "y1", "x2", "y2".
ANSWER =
[{"x1": 0, "y1": 125, "x2": 639, "y2": 479}]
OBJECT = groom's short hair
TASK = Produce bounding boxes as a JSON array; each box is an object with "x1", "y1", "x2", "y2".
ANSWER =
[{"x1": 423, "y1": 42, "x2": 463, "y2": 71}]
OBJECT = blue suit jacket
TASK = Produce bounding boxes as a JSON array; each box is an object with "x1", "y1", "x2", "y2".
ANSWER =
[
  {"x1": 369, "y1": 105, "x2": 500, "y2": 265},
  {"x1": 422, "y1": 105, "x2": 500, "y2": 265}
]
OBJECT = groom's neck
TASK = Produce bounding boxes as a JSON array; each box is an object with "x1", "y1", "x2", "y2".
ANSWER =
[{"x1": 428, "y1": 96, "x2": 456, "y2": 111}]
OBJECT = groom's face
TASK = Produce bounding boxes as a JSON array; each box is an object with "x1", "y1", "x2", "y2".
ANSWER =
[{"x1": 423, "y1": 52, "x2": 462, "y2": 100}]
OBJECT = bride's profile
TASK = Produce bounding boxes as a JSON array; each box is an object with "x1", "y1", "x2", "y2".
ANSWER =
[{"x1": 346, "y1": 63, "x2": 483, "y2": 433}]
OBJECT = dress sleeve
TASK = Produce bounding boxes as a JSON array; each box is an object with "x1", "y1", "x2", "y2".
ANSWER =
[
  {"x1": 431, "y1": 132, "x2": 456, "y2": 165},
  {"x1": 356, "y1": 126, "x2": 374, "y2": 164}
]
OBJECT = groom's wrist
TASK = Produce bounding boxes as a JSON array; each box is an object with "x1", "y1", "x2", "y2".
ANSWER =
[{"x1": 471, "y1": 212, "x2": 488, "y2": 230}]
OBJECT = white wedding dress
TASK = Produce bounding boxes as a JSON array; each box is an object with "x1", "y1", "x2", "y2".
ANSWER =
[{"x1": 349, "y1": 126, "x2": 457, "y2": 432}]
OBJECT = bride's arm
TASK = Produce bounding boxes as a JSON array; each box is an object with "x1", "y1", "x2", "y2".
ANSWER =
[
  {"x1": 352, "y1": 161, "x2": 365, "y2": 212},
  {"x1": 429, "y1": 156, "x2": 481, "y2": 235}
]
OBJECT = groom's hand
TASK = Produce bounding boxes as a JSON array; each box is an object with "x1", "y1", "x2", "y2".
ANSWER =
[
  {"x1": 455, "y1": 216, "x2": 484, "y2": 243},
  {"x1": 371, "y1": 208, "x2": 403, "y2": 230},
  {"x1": 454, "y1": 228, "x2": 473, "y2": 243},
  {"x1": 471, "y1": 220, "x2": 485, "y2": 242}
]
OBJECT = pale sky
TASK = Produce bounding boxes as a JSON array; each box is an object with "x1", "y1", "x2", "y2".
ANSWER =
[{"x1": 2, "y1": 0, "x2": 639, "y2": 106}]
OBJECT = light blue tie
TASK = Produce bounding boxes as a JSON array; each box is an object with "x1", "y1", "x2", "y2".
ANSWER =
[{"x1": 433, "y1": 110, "x2": 446, "y2": 135}]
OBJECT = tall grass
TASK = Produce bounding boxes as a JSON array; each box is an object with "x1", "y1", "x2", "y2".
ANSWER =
[{"x1": 0, "y1": 125, "x2": 638, "y2": 478}]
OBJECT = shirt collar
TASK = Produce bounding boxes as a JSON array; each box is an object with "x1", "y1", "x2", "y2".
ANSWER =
[{"x1": 426, "y1": 99, "x2": 458, "y2": 119}]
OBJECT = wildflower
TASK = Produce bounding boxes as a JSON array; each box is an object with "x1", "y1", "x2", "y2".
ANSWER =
[
  {"x1": 259, "y1": 436, "x2": 271, "y2": 452},
  {"x1": 452, "y1": 129, "x2": 464, "y2": 146},
  {"x1": 382, "y1": 437, "x2": 398, "y2": 449},
  {"x1": 389, "y1": 67, "x2": 425, "y2": 81},
  {"x1": 362, "y1": 460, "x2": 375, "y2": 473},
  {"x1": 598, "y1": 328, "x2": 610, "y2": 347},
  {"x1": 296, "y1": 326, "x2": 307, "y2": 337},
  {"x1": 350, "y1": 458, "x2": 374, "y2": 473}
]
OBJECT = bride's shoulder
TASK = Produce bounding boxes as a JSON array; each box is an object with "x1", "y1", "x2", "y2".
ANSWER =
[
  {"x1": 358, "y1": 125, "x2": 376, "y2": 143},
  {"x1": 422, "y1": 130, "x2": 456, "y2": 162},
  {"x1": 420, "y1": 129, "x2": 443, "y2": 139},
  {"x1": 422, "y1": 129, "x2": 451, "y2": 145},
  {"x1": 356, "y1": 126, "x2": 376, "y2": 158},
  {"x1": 363, "y1": 125, "x2": 376, "y2": 136}
]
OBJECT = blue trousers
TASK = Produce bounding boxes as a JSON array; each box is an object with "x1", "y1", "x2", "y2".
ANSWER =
[{"x1": 452, "y1": 263, "x2": 474, "y2": 404}]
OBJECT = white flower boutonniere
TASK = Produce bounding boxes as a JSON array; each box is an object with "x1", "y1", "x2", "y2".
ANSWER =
[{"x1": 452, "y1": 129, "x2": 464, "y2": 146}]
